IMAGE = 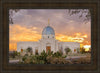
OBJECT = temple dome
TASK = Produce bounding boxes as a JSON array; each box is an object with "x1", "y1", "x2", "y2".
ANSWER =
[{"x1": 42, "y1": 26, "x2": 55, "y2": 35}]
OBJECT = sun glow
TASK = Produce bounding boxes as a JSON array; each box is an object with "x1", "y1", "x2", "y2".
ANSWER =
[{"x1": 83, "y1": 45, "x2": 91, "y2": 51}]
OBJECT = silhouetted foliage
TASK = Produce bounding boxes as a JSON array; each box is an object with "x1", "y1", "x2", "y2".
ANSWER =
[
  {"x1": 21, "y1": 50, "x2": 67, "y2": 64},
  {"x1": 9, "y1": 9, "x2": 20, "y2": 24},
  {"x1": 9, "y1": 9, "x2": 91, "y2": 24},
  {"x1": 9, "y1": 51, "x2": 19, "y2": 58},
  {"x1": 67, "y1": 9, "x2": 91, "y2": 23},
  {"x1": 80, "y1": 47, "x2": 86, "y2": 54}
]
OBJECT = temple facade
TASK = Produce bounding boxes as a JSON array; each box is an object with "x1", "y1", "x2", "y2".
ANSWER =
[{"x1": 17, "y1": 23, "x2": 80, "y2": 54}]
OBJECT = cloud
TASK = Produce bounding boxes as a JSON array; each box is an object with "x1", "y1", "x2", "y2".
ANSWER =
[
  {"x1": 9, "y1": 24, "x2": 41, "y2": 50},
  {"x1": 9, "y1": 9, "x2": 91, "y2": 51},
  {"x1": 56, "y1": 33, "x2": 90, "y2": 45}
]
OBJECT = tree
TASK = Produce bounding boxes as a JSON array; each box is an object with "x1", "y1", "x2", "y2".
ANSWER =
[
  {"x1": 67, "y1": 9, "x2": 91, "y2": 23},
  {"x1": 9, "y1": 9, "x2": 91, "y2": 24},
  {"x1": 80, "y1": 47, "x2": 86, "y2": 54},
  {"x1": 65, "y1": 48, "x2": 71, "y2": 54},
  {"x1": 9, "y1": 9, "x2": 20, "y2": 24}
]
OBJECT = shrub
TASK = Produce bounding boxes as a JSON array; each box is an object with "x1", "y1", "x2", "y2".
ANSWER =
[
  {"x1": 9, "y1": 51, "x2": 19, "y2": 58},
  {"x1": 46, "y1": 56, "x2": 72, "y2": 64},
  {"x1": 78, "y1": 56, "x2": 91, "y2": 64},
  {"x1": 40, "y1": 50, "x2": 48, "y2": 62},
  {"x1": 21, "y1": 50, "x2": 68, "y2": 64},
  {"x1": 62, "y1": 55, "x2": 67, "y2": 58},
  {"x1": 17, "y1": 52, "x2": 20, "y2": 56},
  {"x1": 39, "y1": 60, "x2": 45, "y2": 64},
  {"x1": 71, "y1": 56, "x2": 91, "y2": 64},
  {"x1": 24, "y1": 54, "x2": 28, "y2": 56},
  {"x1": 22, "y1": 55, "x2": 27, "y2": 61},
  {"x1": 24, "y1": 57, "x2": 32, "y2": 64},
  {"x1": 52, "y1": 51, "x2": 62, "y2": 58}
]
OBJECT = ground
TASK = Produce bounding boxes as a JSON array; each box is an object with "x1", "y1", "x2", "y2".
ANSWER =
[{"x1": 9, "y1": 53, "x2": 91, "y2": 64}]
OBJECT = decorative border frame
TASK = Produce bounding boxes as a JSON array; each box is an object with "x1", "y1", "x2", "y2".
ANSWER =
[{"x1": 0, "y1": 0, "x2": 100, "y2": 73}]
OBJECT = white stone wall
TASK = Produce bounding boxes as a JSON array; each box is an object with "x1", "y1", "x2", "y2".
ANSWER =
[
  {"x1": 17, "y1": 41, "x2": 39, "y2": 54},
  {"x1": 59, "y1": 42, "x2": 80, "y2": 54},
  {"x1": 17, "y1": 40, "x2": 80, "y2": 55}
]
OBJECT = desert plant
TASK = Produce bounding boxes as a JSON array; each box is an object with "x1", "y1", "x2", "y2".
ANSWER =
[
  {"x1": 24, "y1": 57, "x2": 32, "y2": 64},
  {"x1": 40, "y1": 50, "x2": 48, "y2": 62},
  {"x1": 62, "y1": 55, "x2": 67, "y2": 58},
  {"x1": 24, "y1": 54, "x2": 28, "y2": 56},
  {"x1": 71, "y1": 56, "x2": 91, "y2": 64},
  {"x1": 46, "y1": 56, "x2": 72, "y2": 64},
  {"x1": 52, "y1": 51, "x2": 62, "y2": 58},
  {"x1": 77, "y1": 57, "x2": 91, "y2": 64},
  {"x1": 21, "y1": 50, "x2": 68, "y2": 64},
  {"x1": 22, "y1": 55, "x2": 27, "y2": 61}
]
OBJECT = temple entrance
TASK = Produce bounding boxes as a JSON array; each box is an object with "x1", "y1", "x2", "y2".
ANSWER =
[
  {"x1": 35, "y1": 49, "x2": 38, "y2": 55},
  {"x1": 46, "y1": 46, "x2": 51, "y2": 53}
]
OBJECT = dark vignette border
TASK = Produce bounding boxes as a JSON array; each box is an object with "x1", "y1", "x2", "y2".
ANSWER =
[{"x1": 0, "y1": 0, "x2": 99, "y2": 73}]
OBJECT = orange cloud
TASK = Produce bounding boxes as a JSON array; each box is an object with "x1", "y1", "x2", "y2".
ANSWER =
[
  {"x1": 9, "y1": 24, "x2": 41, "y2": 51},
  {"x1": 9, "y1": 43, "x2": 17, "y2": 51},
  {"x1": 82, "y1": 34, "x2": 87, "y2": 38},
  {"x1": 75, "y1": 32, "x2": 81, "y2": 36},
  {"x1": 56, "y1": 33, "x2": 90, "y2": 45}
]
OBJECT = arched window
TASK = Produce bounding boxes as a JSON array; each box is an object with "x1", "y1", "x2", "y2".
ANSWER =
[{"x1": 74, "y1": 49, "x2": 76, "y2": 52}]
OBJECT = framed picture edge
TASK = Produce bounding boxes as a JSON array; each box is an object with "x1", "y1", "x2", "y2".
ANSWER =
[{"x1": 0, "y1": 0, "x2": 100, "y2": 73}]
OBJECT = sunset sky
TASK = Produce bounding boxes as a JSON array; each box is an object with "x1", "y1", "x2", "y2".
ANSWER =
[{"x1": 9, "y1": 9, "x2": 91, "y2": 51}]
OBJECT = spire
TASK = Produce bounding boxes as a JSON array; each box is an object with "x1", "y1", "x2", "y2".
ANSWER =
[{"x1": 48, "y1": 19, "x2": 50, "y2": 26}]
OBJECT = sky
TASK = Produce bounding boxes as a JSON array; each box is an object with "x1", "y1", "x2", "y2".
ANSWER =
[{"x1": 9, "y1": 9, "x2": 91, "y2": 51}]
